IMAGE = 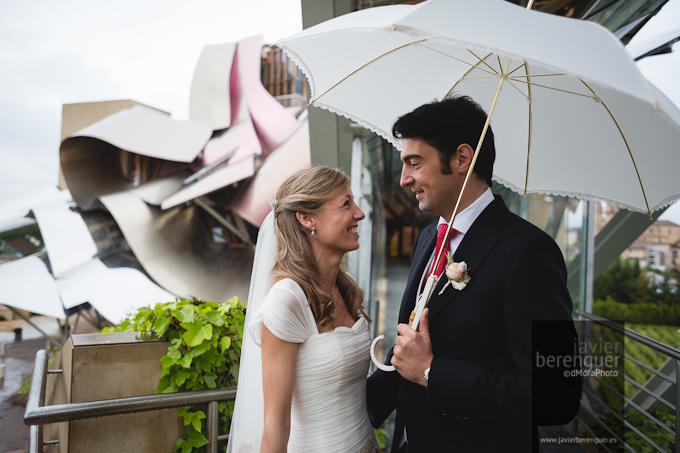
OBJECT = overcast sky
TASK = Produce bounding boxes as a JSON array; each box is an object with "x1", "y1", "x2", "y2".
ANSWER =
[
  {"x1": 1, "y1": 0, "x2": 679, "y2": 224},
  {"x1": 0, "y1": 0, "x2": 302, "y2": 199}
]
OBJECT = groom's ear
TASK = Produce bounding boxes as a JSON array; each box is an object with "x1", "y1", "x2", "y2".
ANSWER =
[
  {"x1": 296, "y1": 211, "x2": 314, "y2": 231},
  {"x1": 454, "y1": 143, "x2": 475, "y2": 175}
]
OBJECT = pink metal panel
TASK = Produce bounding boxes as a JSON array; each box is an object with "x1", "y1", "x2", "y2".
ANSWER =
[
  {"x1": 232, "y1": 36, "x2": 302, "y2": 157},
  {"x1": 201, "y1": 117, "x2": 262, "y2": 166},
  {"x1": 233, "y1": 120, "x2": 310, "y2": 227}
]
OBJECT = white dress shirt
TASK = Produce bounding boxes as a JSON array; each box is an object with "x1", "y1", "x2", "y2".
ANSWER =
[{"x1": 417, "y1": 188, "x2": 494, "y2": 299}]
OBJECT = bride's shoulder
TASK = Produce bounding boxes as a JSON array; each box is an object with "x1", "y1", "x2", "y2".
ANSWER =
[
  {"x1": 272, "y1": 278, "x2": 305, "y2": 294},
  {"x1": 261, "y1": 279, "x2": 315, "y2": 333},
  {"x1": 273, "y1": 277, "x2": 300, "y2": 289},
  {"x1": 266, "y1": 278, "x2": 307, "y2": 307}
]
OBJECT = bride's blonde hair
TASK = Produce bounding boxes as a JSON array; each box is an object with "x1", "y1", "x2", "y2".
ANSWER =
[{"x1": 271, "y1": 166, "x2": 367, "y2": 329}]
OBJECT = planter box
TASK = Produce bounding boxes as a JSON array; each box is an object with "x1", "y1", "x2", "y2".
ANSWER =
[{"x1": 45, "y1": 332, "x2": 184, "y2": 453}]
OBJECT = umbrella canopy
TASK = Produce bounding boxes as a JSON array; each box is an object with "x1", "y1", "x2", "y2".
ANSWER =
[{"x1": 276, "y1": 0, "x2": 680, "y2": 216}]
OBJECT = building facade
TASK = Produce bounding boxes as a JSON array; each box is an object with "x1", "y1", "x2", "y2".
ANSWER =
[
  {"x1": 260, "y1": 46, "x2": 308, "y2": 109},
  {"x1": 622, "y1": 220, "x2": 680, "y2": 271}
]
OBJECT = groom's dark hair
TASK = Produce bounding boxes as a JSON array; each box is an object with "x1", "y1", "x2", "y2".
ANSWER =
[{"x1": 392, "y1": 95, "x2": 496, "y2": 187}]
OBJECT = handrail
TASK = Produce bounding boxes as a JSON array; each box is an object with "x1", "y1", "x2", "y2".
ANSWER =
[
  {"x1": 576, "y1": 310, "x2": 680, "y2": 360},
  {"x1": 575, "y1": 310, "x2": 680, "y2": 453},
  {"x1": 583, "y1": 330, "x2": 677, "y2": 384},
  {"x1": 24, "y1": 349, "x2": 237, "y2": 453}
]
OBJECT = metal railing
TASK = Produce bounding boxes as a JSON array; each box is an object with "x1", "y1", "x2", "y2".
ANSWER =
[
  {"x1": 24, "y1": 349, "x2": 237, "y2": 453},
  {"x1": 575, "y1": 310, "x2": 680, "y2": 453}
]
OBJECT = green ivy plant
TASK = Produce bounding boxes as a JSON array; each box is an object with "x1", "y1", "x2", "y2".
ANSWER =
[
  {"x1": 588, "y1": 408, "x2": 676, "y2": 452},
  {"x1": 374, "y1": 426, "x2": 389, "y2": 451},
  {"x1": 104, "y1": 296, "x2": 245, "y2": 453}
]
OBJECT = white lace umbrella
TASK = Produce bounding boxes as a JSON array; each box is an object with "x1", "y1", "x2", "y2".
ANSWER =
[
  {"x1": 276, "y1": 0, "x2": 680, "y2": 217},
  {"x1": 275, "y1": 0, "x2": 680, "y2": 370}
]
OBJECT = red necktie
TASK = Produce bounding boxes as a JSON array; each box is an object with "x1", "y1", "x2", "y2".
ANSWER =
[{"x1": 431, "y1": 224, "x2": 457, "y2": 278}]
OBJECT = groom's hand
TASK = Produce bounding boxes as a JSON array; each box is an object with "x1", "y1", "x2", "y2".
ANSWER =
[{"x1": 392, "y1": 308, "x2": 434, "y2": 387}]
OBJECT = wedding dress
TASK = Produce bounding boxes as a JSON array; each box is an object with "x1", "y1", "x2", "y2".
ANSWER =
[{"x1": 227, "y1": 212, "x2": 378, "y2": 453}]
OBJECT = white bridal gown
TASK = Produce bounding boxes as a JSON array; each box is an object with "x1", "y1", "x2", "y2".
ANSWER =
[{"x1": 250, "y1": 278, "x2": 378, "y2": 453}]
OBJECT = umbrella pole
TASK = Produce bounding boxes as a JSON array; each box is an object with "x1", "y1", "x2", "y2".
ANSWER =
[{"x1": 409, "y1": 58, "x2": 513, "y2": 331}]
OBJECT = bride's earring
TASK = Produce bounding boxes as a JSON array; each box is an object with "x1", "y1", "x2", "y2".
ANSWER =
[{"x1": 311, "y1": 225, "x2": 316, "y2": 236}]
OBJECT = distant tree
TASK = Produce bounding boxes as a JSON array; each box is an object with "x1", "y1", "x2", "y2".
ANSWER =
[
  {"x1": 594, "y1": 258, "x2": 649, "y2": 304},
  {"x1": 594, "y1": 258, "x2": 680, "y2": 305},
  {"x1": 647, "y1": 268, "x2": 680, "y2": 305}
]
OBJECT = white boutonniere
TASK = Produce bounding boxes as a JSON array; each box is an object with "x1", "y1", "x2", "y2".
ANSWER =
[{"x1": 439, "y1": 253, "x2": 471, "y2": 295}]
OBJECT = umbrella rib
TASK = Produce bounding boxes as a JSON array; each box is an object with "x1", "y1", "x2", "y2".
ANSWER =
[
  {"x1": 418, "y1": 44, "x2": 499, "y2": 77},
  {"x1": 467, "y1": 49, "x2": 501, "y2": 75},
  {"x1": 505, "y1": 78, "x2": 530, "y2": 101},
  {"x1": 508, "y1": 78, "x2": 597, "y2": 99},
  {"x1": 507, "y1": 63, "x2": 527, "y2": 77},
  {"x1": 443, "y1": 52, "x2": 495, "y2": 99},
  {"x1": 524, "y1": 62, "x2": 533, "y2": 194},
  {"x1": 508, "y1": 73, "x2": 566, "y2": 78},
  {"x1": 579, "y1": 79, "x2": 652, "y2": 217},
  {"x1": 310, "y1": 38, "x2": 429, "y2": 104},
  {"x1": 460, "y1": 76, "x2": 506, "y2": 79}
]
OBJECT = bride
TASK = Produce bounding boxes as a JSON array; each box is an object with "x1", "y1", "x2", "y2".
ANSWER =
[{"x1": 227, "y1": 166, "x2": 379, "y2": 453}]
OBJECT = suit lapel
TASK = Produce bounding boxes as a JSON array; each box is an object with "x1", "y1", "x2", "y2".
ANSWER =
[
  {"x1": 398, "y1": 224, "x2": 437, "y2": 324},
  {"x1": 425, "y1": 196, "x2": 509, "y2": 322}
]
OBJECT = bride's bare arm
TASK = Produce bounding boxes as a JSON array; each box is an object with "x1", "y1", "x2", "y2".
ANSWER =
[{"x1": 260, "y1": 324, "x2": 298, "y2": 453}]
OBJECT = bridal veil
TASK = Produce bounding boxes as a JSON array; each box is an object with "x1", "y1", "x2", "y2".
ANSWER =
[{"x1": 226, "y1": 210, "x2": 277, "y2": 452}]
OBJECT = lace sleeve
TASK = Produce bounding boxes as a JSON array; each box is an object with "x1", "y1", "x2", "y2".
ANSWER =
[{"x1": 249, "y1": 278, "x2": 317, "y2": 345}]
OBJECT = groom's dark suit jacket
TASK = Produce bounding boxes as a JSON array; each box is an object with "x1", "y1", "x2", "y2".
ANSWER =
[{"x1": 367, "y1": 196, "x2": 581, "y2": 452}]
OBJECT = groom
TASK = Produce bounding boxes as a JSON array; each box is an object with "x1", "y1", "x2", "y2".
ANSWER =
[{"x1": 367, "y1": 96, "x2": 581, "y2": 452}]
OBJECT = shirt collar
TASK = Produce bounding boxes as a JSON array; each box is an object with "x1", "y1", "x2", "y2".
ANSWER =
[{"x1": 437, "y1": 188, "x2": 494, "y2": 234}]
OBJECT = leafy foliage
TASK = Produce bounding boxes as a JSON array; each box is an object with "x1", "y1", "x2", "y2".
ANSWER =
[
  {"x1": 582, "y1": 324, "x2": 680, "y2": 450},
  {"x1": 374, "y1": 426, "x2": 389, "y2": 451},
  {"x1": 619, "y1": 324, "x2": 680, "y2": 399},
  {"x1": 594, "y1": 297, "x2": 680, "y2": 326},
  {"x1": 103, "y1": 296, "x2": 245, "y2": 453},
  {"x1": 594, "y1": 258, "x2": 679, "y2": 305},
  {"x1": 594, "y1": 259, "x2": 648, "y2": 304},
  {"x1": 588, "y1": 408, "x2": 675, "y2": 452}
]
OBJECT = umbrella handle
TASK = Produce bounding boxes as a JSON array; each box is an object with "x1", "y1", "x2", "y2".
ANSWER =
[
  {"x1": 370, "y1": 335, "x2": 396, "y2": 372},
  {"x1": 370, "y1": 274, "x2": 439, "y2": 373}
]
